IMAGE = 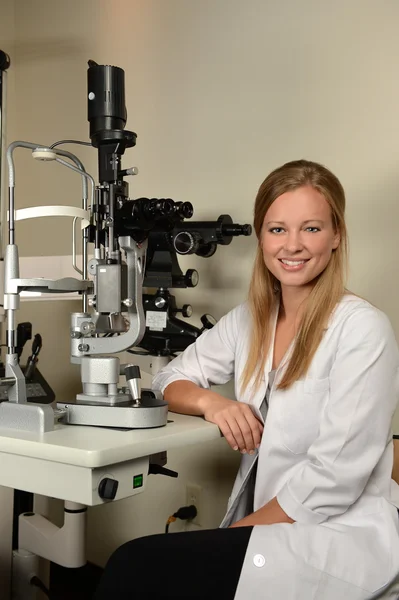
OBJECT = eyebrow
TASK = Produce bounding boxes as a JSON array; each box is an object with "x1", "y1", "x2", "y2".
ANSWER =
[{"x1": 266, "y1": 219, "x2": 324, "y2": 226}]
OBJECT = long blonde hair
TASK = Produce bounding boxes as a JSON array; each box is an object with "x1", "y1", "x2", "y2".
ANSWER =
[{"x1": 241, "y1": 159, "x2": 348, "y2": 393}]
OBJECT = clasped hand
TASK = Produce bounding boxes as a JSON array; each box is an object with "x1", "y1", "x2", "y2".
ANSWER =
[{"x1": 199, "y1": 393, "x2": 263, "y2": 454}]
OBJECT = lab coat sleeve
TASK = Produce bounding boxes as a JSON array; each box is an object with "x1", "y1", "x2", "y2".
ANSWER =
[
  {"x1": 277, "y1": 306, "x2": 399, "y2": 525},
  {"x1": 152, "y1": 303, "x2": 245, "y2": 393}
]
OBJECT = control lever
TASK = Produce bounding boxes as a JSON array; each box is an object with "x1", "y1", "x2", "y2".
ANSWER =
[
  {"x1": 24, "y1": 334, "x2": 42, "y2": 379},
  {"x1": 149, "y1": 451, "x2": 178, "y2": 477},
  {"x1": 148, "y1": 464, "x2": 178, "y2": 478},
  {"x1": 16, "y1": 322, "x2": 32, "y2": 361},
  {"x1": 125, "y1": 364, "x2": 141, "y2": 406}
]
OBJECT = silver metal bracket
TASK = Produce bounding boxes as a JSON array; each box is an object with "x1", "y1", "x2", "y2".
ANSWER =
[
  {"x1": 5, "y1": 354, "x2": 27, "y2": 403},
  {"x1": 0, "y1": 402, "x2": 54, "y2": 433},
  {"x1": 0, "y1": 354, "x2": 54, "y2": 433}
]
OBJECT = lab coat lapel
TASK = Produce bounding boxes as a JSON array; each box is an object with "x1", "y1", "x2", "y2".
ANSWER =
[
  {"x1": 221, "y1": 305, "x2": 280, "y2": 528},
  {"x1": 251, "y1": 304, "x2": 279, "y2": 414}
]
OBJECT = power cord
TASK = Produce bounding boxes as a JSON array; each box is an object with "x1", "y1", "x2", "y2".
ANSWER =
[
  {"x1": 165, "y1": 505, "x2": 197, "y2": 533},
  {"x1": 50, "y1": 139, "x2": 92, "y2": 149}
]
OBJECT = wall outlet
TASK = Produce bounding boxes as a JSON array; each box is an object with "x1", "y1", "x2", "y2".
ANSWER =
[{"x1": 186, "y1": 483, "x2": 202, "y2": 527}]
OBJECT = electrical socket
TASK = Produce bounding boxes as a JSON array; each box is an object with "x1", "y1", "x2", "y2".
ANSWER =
[{"x1": 186, "y1": 483, "x2": 202, "y2": 527}]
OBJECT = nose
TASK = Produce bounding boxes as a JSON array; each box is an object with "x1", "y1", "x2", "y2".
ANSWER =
[{"x1": 284, "y1": 230, "x2": 303, "y2": 254}]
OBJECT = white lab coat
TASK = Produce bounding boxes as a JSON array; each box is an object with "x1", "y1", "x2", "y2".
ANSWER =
[{"x1": 153, "y1": 295, "x2": 399, "y2": 599}]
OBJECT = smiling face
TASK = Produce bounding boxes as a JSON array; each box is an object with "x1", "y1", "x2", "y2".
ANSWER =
[{"x1": 260, "y1": 185, "x2": 340, "y2": 291}]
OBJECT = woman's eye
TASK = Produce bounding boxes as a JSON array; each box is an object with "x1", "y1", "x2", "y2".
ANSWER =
[{"x1": 267, "y1": 226, "x2": 320, "y2": 234}]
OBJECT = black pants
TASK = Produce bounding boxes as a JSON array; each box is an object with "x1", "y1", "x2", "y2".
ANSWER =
[{"x1": 93, "y1": 526, "x2": 253, "y2": 600}]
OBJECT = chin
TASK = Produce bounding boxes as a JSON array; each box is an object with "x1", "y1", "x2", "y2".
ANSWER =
[
  {"x1": 279, "y1": 275, "x2": 315, "y2": 288},
  {"x1": 282, "y1": 282, "x2": 312, "y2": 289}
]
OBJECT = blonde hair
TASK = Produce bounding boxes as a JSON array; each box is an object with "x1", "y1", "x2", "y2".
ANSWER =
[{"x1": 241, "y1": 159, "x2": 348, "y2": 393}]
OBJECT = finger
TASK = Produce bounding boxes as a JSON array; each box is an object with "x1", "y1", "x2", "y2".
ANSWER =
[
  {"x1": 216, "y1": 418, "x2": 242, "y2": 451},
  {"x1": 245, "y1": 414, "x2": 264, "y2": 449},
  {"x1": 234, "y1": 413, "x2": 257, "y2": 453},
  {"x1": 221, "y1": 416, "x2": 248, "y2": 452},
  {"x1": 226, "y1": 415, "x2": 256, "y2": 453},
  {"x1": 241, "y1": 407, "x2": 264, "y2": 448}
]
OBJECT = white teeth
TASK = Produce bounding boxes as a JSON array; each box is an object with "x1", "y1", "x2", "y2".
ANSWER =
[{"x1": 281, "y1": 260, "x2": 306, "y2": 266}]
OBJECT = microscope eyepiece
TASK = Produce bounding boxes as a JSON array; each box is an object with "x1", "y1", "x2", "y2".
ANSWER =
[
  {"x1": 175, "y1": 202, "x2": 194, "y2": 220},
  {"x1": 116, "y1": 198, "x2": 193, "y2": 238},
  {"x1": 221, "y1": 223, "x2": 252, "y2": 237},
  {"x1": 151, "y1": 199, "x2": 175, "y2": 218}
]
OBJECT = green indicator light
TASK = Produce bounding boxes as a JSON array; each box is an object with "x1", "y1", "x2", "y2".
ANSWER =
[{"x1": 133, "y1": 474, "x2": 143, "y2": 489}]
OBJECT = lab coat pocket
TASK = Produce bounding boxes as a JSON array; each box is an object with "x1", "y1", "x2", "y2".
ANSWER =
[{"x1": 279, "y1": 377, "x2": 329, "y2": 455}]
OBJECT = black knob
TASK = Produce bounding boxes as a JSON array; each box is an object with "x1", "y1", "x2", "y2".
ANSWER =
[
  {"x1": 98, "y1": 478, "x2": 119, "y2": 500},
  {"x1": 184, "y1": 269, "x2": 199, "y2": 288},
  {"x1": 173, "y1": 231, "x2": 201, "y2": 254},
  {"x1": 174, "y1": 304, "x2": 193, "y2": 318},
  {"x1": 181, "y1": 304, "x2": 193, "y2": 318},
  {"x1": 125, "y1": 365, "x2": 141, "y2": 381},
  {"x1": 200, "y1": 314, "x2": 217, "y2": 330}
]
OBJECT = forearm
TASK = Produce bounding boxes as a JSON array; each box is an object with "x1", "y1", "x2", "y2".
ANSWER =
[
  {"x1": 163, "y1": 380, "x2": 215, "y2": 416},
  {"x1": 230, "y1": 497, "x2": 295, "y2": 528}
]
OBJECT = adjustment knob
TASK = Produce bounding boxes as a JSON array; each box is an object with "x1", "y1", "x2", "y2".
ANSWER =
[
  {"x1": 200, "y1": 314, "x2": 217, "y2": 330},
  {"x1": 154, "y1": 296, "x2": 167, "y2": 309},
  {"x1": 184, "y1": 269, "x2": 199, "y2": 288},
  {"x1": 98, "y1": 477, "x2": 119, "y2": 500},
  {"x1": 181, "y1": 304, "x2": 193, "y2": 318},
  {"x1": 125, "y1": 364, "x2": 141, "y2": 404},
  {"x1": 125, "y1": 365, "x2": 141, "y2": 380},
  {"x1": 173, "y1": 231, "x2": 201, "y2": 255}
]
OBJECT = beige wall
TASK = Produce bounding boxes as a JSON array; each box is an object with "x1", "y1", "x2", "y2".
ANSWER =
[
  {"x1": 7, "y1": 0, "x2": 399, "y2": 565},
  {"x1": 0, "y1": 0, "x2": 15, "y2": 138}
]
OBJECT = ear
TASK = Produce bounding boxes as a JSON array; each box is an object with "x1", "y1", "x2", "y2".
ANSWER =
[{"x1": 332, "y1": 230, "x2": 341, "y2": 250}]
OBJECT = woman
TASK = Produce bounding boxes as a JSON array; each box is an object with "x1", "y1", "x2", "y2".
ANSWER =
[{"x1": 95, "y1": 160, "x2": 399, "y2": 599}]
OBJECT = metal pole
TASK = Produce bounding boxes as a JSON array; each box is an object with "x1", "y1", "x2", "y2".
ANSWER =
[
  {"x1": 0, "y1": 55, "x2": 14, "y2": 600},
  {"x1": 0, "y1": 51, "x2": 11, "y2": 370},
  {"x1": 0, "y1": 50, "x2": 11, "y2": 260}
]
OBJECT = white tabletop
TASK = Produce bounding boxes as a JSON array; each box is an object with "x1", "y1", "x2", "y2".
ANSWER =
[{"x1": 0, "y1": 413, "x2": 221, "y2": 468}]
